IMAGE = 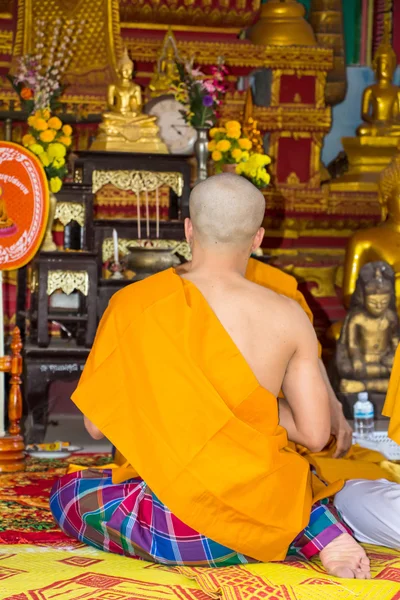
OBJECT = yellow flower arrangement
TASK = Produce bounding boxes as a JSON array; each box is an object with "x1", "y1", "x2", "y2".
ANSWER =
[
  {"x1": 209, "y1": 120, "x2": 253, "y2": 173},
  {"x1": 22, "y1": 108, "x2": 72, "y2": 195},
  {"x1": 236, "y1": 153, "x2": 271, "y2": 189}
]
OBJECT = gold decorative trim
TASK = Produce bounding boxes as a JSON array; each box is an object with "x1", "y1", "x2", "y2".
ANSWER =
[
  {"x1": 0, "y1": 12, "x2": 13, "y2": 19},
  {"x1": 121, "y1": 22, "x2": 242, "y2": 34},
  {"x1": 55, "y1": 202, "x2": 85, "y2": 227},
  {"x1": 0, "y1": 30, "x2": 13, "y2": 55},
  {"x1": 92, "y1": 170, "x2": 184, "y2": 196},
  {"x1": 47, "y1": 270, "x2": 89, "y2": 296},
  {"x1": 124, "y1": 38, "x2": 333, "y2": 70},
  {"x1": 102, "y1": 238, "x2": 191, "y2": 263}
]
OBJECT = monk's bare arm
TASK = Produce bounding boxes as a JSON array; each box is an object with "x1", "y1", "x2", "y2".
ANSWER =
[
  {"x1": 281, "y1": 303, "x2": 330, "y2": 452},
  {"x1": 84, "y1": 416, "x2": 105, "y2": 440}
]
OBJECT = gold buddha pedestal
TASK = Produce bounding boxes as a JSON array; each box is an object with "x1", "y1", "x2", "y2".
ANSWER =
[
  {"x1": 91, "y1": 49, "x2": 168, "y2": 154},
  {"x1": 336, "y1": 262, "x2": 399, "y2": 416},
  {"x1": 330, "y1": 39, "x2": 400, "y2": 192}
]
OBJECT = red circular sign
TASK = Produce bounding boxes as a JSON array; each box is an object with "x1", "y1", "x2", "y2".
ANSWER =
[{"x1": 0, "y1": 141, "x2": 49, "y2": 270}]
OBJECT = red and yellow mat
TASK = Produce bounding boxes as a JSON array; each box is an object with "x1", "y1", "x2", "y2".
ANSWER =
[{"x1": 1, "y1": 456, "x2": 400, "y2": 599}]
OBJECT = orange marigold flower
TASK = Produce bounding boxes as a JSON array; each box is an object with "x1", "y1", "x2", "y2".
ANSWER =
[
  {"x1": 62, "y1": 124, "x2": 73, "y2": 136},
  {"x1": 21, "y1": 88, "x2": 33, "y2": 100},
  {"x1": 22, "y1": 133, "x2": 35, "y2": 147},
  {"x1": 40, "y1": 129, "x2": 56, "y2": 143},
  {"x1": 34, "y1": 118, "x2": 49, "y2": 131},
  {"x1": 48, "y1": 116, "x2": 62, "y2": 130},
  {"x1": 59, "y1": 136, "x2": 72, "y2": 147}
]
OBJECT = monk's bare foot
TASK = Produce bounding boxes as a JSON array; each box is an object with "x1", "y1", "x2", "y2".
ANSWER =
[{"x1": 319, "y1": 533, "x2": 371, "y2": 579}]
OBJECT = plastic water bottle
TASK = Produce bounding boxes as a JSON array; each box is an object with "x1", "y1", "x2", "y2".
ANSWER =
[{"x1": 353, "y1": 392, "x2": 375, "y2": 439}]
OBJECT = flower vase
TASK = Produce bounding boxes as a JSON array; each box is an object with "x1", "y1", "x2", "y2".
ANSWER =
[
  {"x1": 194, "y1": 127, "x2": 210, "y2": 184},
  {"x1": 40, "y1": 192, "x2": 57, "y2": 252},
  {"x1": 222, "y1": 164, "x2": 238, "y2": 174}
]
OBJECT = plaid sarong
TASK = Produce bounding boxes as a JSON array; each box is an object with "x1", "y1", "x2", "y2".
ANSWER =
[{"x1": 50, "y1": 469, "x2": 351, "y2": 567}]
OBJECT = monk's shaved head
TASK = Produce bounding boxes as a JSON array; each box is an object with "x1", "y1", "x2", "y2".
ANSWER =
[{"x1": 189, "y1": 173, "x2": 265, "y2": 247}]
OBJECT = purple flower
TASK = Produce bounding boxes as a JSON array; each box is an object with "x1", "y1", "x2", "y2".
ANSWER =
[{"x1": 202, "y1": 95, "x2": 213, "y2": 107}]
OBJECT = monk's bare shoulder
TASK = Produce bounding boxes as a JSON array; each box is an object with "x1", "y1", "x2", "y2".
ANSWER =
[{"x1": 242, "y1": 279, "x2": 314, "y2": 335}]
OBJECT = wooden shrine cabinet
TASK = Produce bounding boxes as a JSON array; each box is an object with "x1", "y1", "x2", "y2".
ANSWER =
[{"x1": 21, "y1": 150, "x2": 192, "y2": 442}]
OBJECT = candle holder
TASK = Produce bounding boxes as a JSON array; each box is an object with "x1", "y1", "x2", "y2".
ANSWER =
[{"x1": 110, "y1": 262, "x2": 124, "y2": 280}]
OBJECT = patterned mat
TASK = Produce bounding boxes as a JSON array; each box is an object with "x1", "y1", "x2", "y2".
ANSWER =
[{"x1": 2, "y1": 457, "x2": 400, "y2": 599}]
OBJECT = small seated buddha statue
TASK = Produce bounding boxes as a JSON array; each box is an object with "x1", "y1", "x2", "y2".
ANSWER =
[
  {"x1": 329, "y1": 39, "x2": 400, "y2": 192},
  {"x1": 91, "y1": 49, "x2": 168, "y2": 153},
  {"x1": 149, "y1": 41, "x2": 179, "y2": 98},
  {"x1": 0, "y1": 186, "x2": 16, "y2": 236},
  {"x1": 342, "y1": 153, "x2": 400, "y2": 315},
  {"x1": 337, "y1": 262, "x2": 399, "y2": 394},
  {"x1": 357, "y1": 41, "x2": 400, "y2": 138}
]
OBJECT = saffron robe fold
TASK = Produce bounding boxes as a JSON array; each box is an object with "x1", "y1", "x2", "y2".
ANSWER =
[
  {"x1": 383, "y1": 344, "x2": 400, "y2": 443},
  {"x1": 72, "y1": 261, "x2": 332, "y2": 562}
]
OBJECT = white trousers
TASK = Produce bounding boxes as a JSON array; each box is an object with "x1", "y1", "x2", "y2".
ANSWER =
[{"x1": 334, "y1": 478, "x2": 400, "y2": 549}]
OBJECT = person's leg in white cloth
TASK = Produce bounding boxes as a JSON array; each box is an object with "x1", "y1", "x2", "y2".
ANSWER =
[{"x1": 334, "y1": 479, "x2": 400, "y2": 549}]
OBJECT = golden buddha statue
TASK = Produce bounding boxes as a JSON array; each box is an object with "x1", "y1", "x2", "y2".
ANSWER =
[
  {"x1": 337, "y1": 262, "x2": 399, "y2": 394},
  {"x1": 342, "y1": 154, "x2": 400, "y2": 315},
  {"x1": 91, "y1": 49, "x2": 168, "y2": 153},
  {"x1": 330, "y1": 38, "x2": 400, "y2": 192},
  {"x1": 357, "y1": 41, "x2": 400, "y2": 137},
  {"x1": 0, "y1": 186, "x2": 15, "y2": 236},
  {"x1": 149, "y1": 31, "x2": 179, "y2": 98}
]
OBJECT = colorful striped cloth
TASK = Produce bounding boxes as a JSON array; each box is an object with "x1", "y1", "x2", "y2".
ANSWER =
[{"x1": 50, "y1": 469, "x2": 351, "y2": 567}]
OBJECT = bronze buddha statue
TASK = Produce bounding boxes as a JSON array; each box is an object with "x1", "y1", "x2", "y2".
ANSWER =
[
  {"x1": 91, "y1": 49, "x2": 168, "y2": 153},
  {"x1": 357, "y1": 41, "x2": 400, "y2": 138},
  {"x1": 337, "y1": 262, "x2": 399, "y2": 394},
  {"x1": 342, "y1": 153, "x2": 400, "y2": 315}
]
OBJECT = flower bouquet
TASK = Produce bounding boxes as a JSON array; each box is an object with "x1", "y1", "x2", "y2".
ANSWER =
[
  {"x1": 208, "y1": 121, "x2": 253, "y2": 172},
  {"x1": 22, "y1": 110, "x2": 72, "y2": 193},
  {"x1": 9, "y1": 18, "x2": 81, "y2": 113},
  {"x1": 172, "y1": 62, "x2": 227, "y2": 128},
  {"x1": 236, "y1": 153, "x2": 271, "y2": 189}
]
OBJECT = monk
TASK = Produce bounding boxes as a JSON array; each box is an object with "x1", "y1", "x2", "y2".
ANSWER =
[{"x1": 50, "y1": 174, "x2": 370, "y2": 578}]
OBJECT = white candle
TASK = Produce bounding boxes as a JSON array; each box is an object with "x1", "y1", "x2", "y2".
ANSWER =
[
  {"x1": 137, "y1": 192, "x2": 141, "y2": 240},
  {"x1": 156, "y1": 187, "x2": 160, "y2": 239},
  {"x1": 0, "y1": 271, "x2": 5, "y2": 437},
  {"x1": 112, "y1": 229, "x2": 119, "y2": 265},
  {"x1": 145, "y1": 190, "x2": 150, "y2": 239}
]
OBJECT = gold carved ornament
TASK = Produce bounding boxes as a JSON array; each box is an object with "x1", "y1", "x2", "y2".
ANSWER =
[
  {"x1": 55, "y1": 202, "x2": 85, "y2": 227},
  {"x1": 47, "y1": 270, "x2": 89, "y2": 296},
  {"x1": 285, "y1": 265, "x2": 338, "y2": 298},
  {"x1": 125, "y1": 38, "x2": 333, "y2": 71},
  {"x1": 92, "y1": 170, "x2": 184, "y2": 197},
  {"x1": 102, "y1": 238, "x2": 192, "y2": 264}
]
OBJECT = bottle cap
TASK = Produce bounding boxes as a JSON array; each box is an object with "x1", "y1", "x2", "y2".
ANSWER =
[{"x1": 357, "y1": 391, "x2": 369, "y2": 401}]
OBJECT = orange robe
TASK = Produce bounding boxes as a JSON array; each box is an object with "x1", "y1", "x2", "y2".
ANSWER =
[
  {"x1": 72, "y1": 261, "x2": 339, "y2": 562},
  {"x1": 383, "y1": 344, "x2": 400, "y2": 443}
]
